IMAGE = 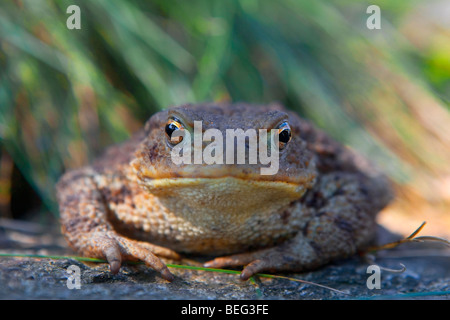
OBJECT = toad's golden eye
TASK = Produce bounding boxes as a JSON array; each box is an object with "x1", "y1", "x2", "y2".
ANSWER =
[
  {"x1": 277, "y1": 121, "x2": 291, "y2": 150},
  {"x1": 165, "y1": 117, "x2": 185, "y2": 146}
]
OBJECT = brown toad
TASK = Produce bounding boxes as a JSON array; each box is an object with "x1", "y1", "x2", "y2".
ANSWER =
[{"x1": 56, "y1": 102, "x2": 393, "y2": 281}]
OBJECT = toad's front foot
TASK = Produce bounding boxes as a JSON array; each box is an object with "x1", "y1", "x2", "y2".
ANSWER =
[
  {"x1": 71, "y1": 230, "x2": 180, "y2": 281},
  {"x1": 204, "y1": 236, "x2": 321, "y2": 280},
  {"x1": 100, "y1": 231, "x2": 179, "y2": 281}
]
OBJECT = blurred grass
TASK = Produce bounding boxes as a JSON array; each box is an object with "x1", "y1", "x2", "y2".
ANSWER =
[{"x1": 0, "y1": 0, "x2": 449, "y2": 235}]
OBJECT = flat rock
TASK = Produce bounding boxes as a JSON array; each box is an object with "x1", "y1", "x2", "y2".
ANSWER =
[{"x1": 0, "y1": 221, "x2": 449, "y2": 300}]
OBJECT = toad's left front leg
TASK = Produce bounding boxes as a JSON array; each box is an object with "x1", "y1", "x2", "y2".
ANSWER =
[{"x1": 205, "y1": 172, "x2": 392, "y2": 280}]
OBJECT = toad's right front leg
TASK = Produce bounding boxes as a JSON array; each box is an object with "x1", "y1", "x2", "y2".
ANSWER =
[{"x1": 56, "y1": 168, "x2": 179, "y2": 281}]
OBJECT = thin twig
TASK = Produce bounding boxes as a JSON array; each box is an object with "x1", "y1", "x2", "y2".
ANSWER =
[{"x1": 364, "y1": 221, "x2": 450, "y2": 253}]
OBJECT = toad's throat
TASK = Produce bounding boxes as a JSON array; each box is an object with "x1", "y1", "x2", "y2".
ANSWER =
[
  {"x1": 128, "y1": 177, "x2": 310, "y2": 254},
  {"x1": 138, "y1": 176, "x2": 308, "y2": 221}
]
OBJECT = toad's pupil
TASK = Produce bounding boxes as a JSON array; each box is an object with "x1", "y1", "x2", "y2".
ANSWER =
[
  {"x1": 165, "y1": 120, "x2": 184, "y2": 145},
  {"x1": 279, "y1": 129, "x2": 291, "y2": 143},
  {"x1": 165, "y1": 122, "x2": 178, "y2": 137}
]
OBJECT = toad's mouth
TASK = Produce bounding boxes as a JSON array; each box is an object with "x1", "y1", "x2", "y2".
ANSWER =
[{"x1": 136, "y1": 176, "x2": 310, "y2": 219}]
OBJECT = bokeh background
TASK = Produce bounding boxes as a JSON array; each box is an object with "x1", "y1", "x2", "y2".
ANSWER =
[{"x1": 0, "y1": 0, "x2": 449, "y2": 238}]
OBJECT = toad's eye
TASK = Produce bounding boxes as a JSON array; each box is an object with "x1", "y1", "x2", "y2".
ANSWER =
[
  {"x1": 165, "y1": 117, "x2": 185, "y2": 146},
  {"x1": 277, "y1": 121, "x2": 291, "y2": 150}
]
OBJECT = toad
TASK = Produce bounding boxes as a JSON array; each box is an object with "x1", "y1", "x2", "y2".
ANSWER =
[{"x1": 56, "y1": 102, "x2": 393, "y2": 281}]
